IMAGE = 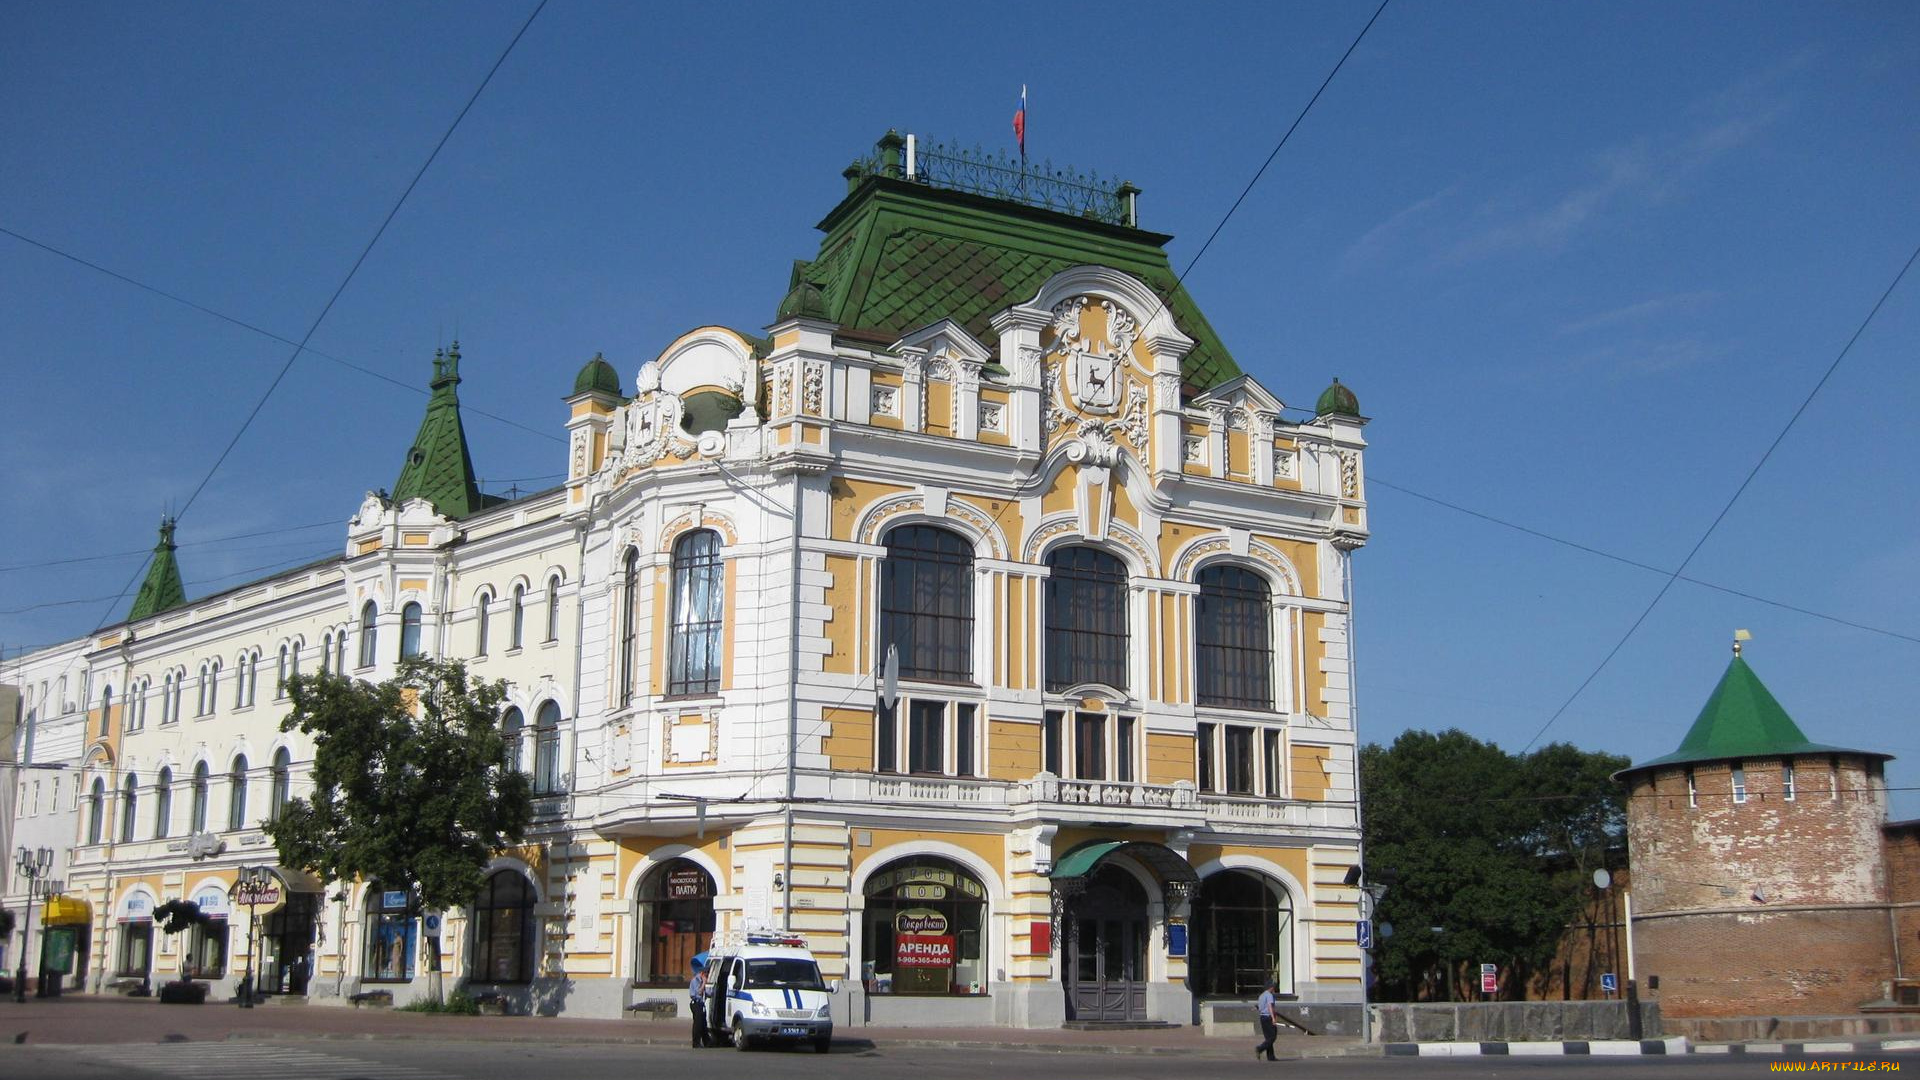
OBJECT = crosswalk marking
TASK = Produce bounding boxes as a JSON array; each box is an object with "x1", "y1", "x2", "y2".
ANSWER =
[{"x1": 77, "y1": 1042, "x2": 463, "y2": 1080}]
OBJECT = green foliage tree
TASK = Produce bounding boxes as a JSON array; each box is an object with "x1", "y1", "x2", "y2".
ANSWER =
[
  {"x1": 264, "y1": 656, "x2": 533, "y2": 1001},
  {"x1": 1361, "y1": 729, "x2": 1628, "y2": 1001}
]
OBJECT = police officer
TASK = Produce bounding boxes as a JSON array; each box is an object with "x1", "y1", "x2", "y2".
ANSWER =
[{"x1": 689, "y1": 960, "x2": 710, "y2": 1047}]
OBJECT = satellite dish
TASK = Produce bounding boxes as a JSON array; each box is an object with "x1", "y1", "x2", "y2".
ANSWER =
[
  {"x1": 1592, "y1": 869, "x2": 1612, "y2": 890},
  {"x1": 880, "y1": 645, "x2": 899, "y2": 711}
]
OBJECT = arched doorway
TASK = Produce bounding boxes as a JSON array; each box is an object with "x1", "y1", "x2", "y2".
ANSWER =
[
  {"x1": 634, "y1": 858, "x2": 715, "y2": 986},
  {"x1": 859, "y1": 856, "x2": 989, "y2": 996},
  {"x1": 1065, "y1": 865, "x2": 1150, "y2": 1021},
  {"x1": 1188, "y1": 869, "x2": 1294, "y2": 999}
]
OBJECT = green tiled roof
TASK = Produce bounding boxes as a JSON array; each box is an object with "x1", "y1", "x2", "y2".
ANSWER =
[
  {"x1": 1316, "y1": 377, "x2": 1360, "y2": 418},
  {"x1": 391, "y1": 342, "x2": 493, "y2": 520},
  {"x1": 572, "y1": 352, "x2": 622, "y2": 398},
  {"x1": 1620, "y1": 654, "x2": 1889, "y2": 775},
  {"x1": 797, "y1": 175, "x2": 1240, "y2": 390},
  {"x1": 128, "y1": 517, "x2": 187, "y2": 621}
]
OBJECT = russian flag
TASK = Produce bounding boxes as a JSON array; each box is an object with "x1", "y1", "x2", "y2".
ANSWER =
[{"x1": 1013, "y1": 84, "x2": 1027, "y2": 161}]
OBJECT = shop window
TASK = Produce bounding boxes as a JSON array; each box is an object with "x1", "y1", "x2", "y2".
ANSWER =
[
  {"x1": 667, "y1": 530, "x2": 724, "y2": 696},
  {"x1": 400, "y1": 602, "x2": 424, "y2": 659},
  {"x1": 365, "y1": 884, "x2": 417, "y2": 982},
  {"x1": 635, "y1": 859, "x2": 716, "y2": 986},
  {"x1": 533, "y1": 701, "x2": 563, "y2": 793},
  {"x1": 1044, "y1": 709, "x2": 1140, "y2": 783},
  {"x1": 470, "y1": 870, "x2": 536, "y2": 984},
  {"x1": 1195, "y1": 565, "x2": 1274, "y2": 710},
  {"x1": 154, "y1": 767, "x2": 173, "y2": 840},
  {"x1": 861, "y1": 857, "x2": 988, "y2": 996},
  {"x1": 358, "y1": 602, "x2": 379, "y2": 668},
  {"x1": 1188, "y1": 870, "x2": 1294, "y2": 998},
  {"x1": 117, "y1": 916, "x2": 153, "y2": 978},
  {"x1": 227, "y1": 755, "x2": 249, "y2": 831},
  {"x1": 879, "y1": 525, "x2": 974, "y2": 683},
  {"x1": 1044, "y1": 547, "x2": 1128, "y2": 691},
  {"x1": 188, "y1": 911, "x2": 229, "y2": 978}
]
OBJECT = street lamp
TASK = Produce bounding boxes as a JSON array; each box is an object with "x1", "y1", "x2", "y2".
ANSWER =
[
  {"x1": 12, "y1": 847, "x2": 58, "y2": 1003},
  {"x1": 233, "y1": 865, "x2": 275, "y2": 1009}
]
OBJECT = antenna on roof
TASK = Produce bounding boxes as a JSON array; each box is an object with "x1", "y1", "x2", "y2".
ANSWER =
[{"x1": 1733, "y1": 628, "x2": 1753, "y2": 656}]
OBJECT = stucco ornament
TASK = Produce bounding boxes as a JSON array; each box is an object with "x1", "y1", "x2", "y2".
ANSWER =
[{"x1": 1050, "y1": 295, "x2": 1136, "y2": 416}]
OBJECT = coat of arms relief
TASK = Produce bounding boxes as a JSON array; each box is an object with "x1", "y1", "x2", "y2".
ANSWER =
[{"x1": 1043, "y1": 295, "x2": 1149, "y2": 454}]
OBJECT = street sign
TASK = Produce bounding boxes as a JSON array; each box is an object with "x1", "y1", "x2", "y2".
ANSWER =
[
  {"x1": 1356, "y1": 919, "x2": 1372, "y2": 950},
  {"x1": 1601, "y1": 972, "x2": 1618, "y2": 994},
  {"x1": 1480, "y1": 963, "x2": 1498, "y2": 994}
]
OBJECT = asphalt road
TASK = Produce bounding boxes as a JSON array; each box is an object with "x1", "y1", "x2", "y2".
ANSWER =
[{"x1": 5, "y1": 1040, "x2": 1917, "y2": 1080}]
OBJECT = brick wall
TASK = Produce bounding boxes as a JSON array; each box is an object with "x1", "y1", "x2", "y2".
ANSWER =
[
  {"x1": 1886, "y1": 823, "x2": 1920, "y2": 980},
  {"x1": 1638, "y1": 908, "x2": 1893, "y2": 1017}
]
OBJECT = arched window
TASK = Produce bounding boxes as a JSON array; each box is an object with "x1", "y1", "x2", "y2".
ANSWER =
[
  {"x1": 1189, "y1": 870, "x2": 1295, "y2": 998},
  {"x1": 289, "y1": 641, "x2": 301, "y2": 682},
  {"x1": 334, "y1": 629, "x2": 346, "y2": 675},
  {"x1": 99, "y1": 686, "x2": 114, "y2": 736},
  {"x1": 510, "y1": 584, "x2": 526, "y2": 650},
  {"x1": 533, "y1": 701, "x2": 562, "y2": 793},
  {"x1": 668, "y1": 530, "x2": 724, "y2": 696},
  {"x1": 245, "y1": 651, "x2": 259, "y2": 704},
  {"x1": 206, "y1": 659, "x2": 220, "y2": 712},
  {"x1": 860, "y1": 857, "x2": 988, "y2": 996},
  {"x1": 475, "y1": 590, "x2": 493, "y2": 656},
  {"x1": 161, "y1": 673, "x2": 175, "y2": 724},
  {"x1": 470, "y1": 870, "x2": 536, "y2": 984},
  {"x1": 276, "y1": 646, "x2": 290, "y2": 699},
  {"x1": 634, "y1": 859, "x2": 715, "y2": 985},
  {"x1": 154, "y1": 767, "x2": 173, "y2": 839},
  {"x1": 169, "y1": 669, "x2": 183, "y2": 720},
  {"x1": 190, "y1": 762, "x2": 210, "y2": 833},
  {"x1": 270, "y1": 748, "x2": 292, "y2": 821},
  {"x1": 358, "y1": 602, "x2": 379, "y2": 668},
  {"x1": 544, "y1": 575, "x2": 562, "y2": 642},
  {"x1": 87, "y1": 777, "x2": 107, "y2": 844},
  {"x1": 120, "y1": 773, "x2": 139, "y2": 842},
  {"x1": 619, "y1": 549, "x2": 639, "y2": 707},
  {"x1": 1196, "y1": 565, "x2": 1274, "y2": 710},
  {"x1": 365, "y1": 883, "x2": 416, "y2": 982},
  {"x1": 880, "y1": 525, "x2": 974, "y2": 683},
  {"x1": 227, "y1": 755, "x2": 249, "y2": 832},
  {"x1": 400, "y1": 602, "x2": 424, "y2": 659},
  {"x1": 500, "y1": 707, "x2": 524, "y2": 774},
  {"x1": 235, "y1": 655, "x2": 249, "y2": 708},
  {"x1": 1044, "y1": 547, "x2": 1129, "y2": 691},
  {"x1": 320, "y1": 634, "x2": 332, "y2": 676}
]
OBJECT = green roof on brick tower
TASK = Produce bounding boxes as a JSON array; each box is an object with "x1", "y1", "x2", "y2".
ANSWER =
[
  {"x1": 792, "y1": 132, "x2": 1241, "y2": 392},
  {"x1": 391, "y1": 342, "x2": 500, "y2": 520},
  {"x1": 128, "y1": 516, "x2": 187, "y2": 621},
  {"x1": 1619, "y1": 647, "x2": 1891, "y2": 776}
]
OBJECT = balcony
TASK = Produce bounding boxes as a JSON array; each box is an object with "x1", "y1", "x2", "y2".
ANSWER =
[{"x1": 817, "y1": 770, "x2": 1355, "y2": 832}]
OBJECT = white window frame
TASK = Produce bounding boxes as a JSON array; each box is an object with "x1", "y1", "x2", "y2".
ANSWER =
[
  {"x1": 1731, "y1": 763, "x2": 1748, "y2": 804},
  {"x1": 877, "y1": 694, "x2": 984, "y2": 779}
]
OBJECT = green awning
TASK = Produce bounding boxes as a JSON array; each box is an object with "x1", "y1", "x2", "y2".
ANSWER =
[{"x1": 1049, "y1": 840, "x2": 1199, "y2": 887}]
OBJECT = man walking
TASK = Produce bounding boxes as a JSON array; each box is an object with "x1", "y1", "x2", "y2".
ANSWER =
[{"x1": 1255, "y1": 978, "x2": 1280, "y2": 1061}]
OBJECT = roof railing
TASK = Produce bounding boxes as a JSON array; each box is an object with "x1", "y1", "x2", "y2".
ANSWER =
[{"x1": 846, "y1": 130, "x2": 1140, "y2": 228}]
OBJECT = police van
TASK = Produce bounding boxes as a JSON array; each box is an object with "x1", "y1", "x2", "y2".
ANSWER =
[{"x1": 700, "y1": 932, "x2": 834, "y2": 1053}]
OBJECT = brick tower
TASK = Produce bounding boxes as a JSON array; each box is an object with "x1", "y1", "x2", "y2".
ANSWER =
[{"x1": 1616, "y1": 637, "x2": 1900, "y2": 1018}]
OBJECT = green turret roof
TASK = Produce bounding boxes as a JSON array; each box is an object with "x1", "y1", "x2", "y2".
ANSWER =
[
  {"x1": 572, "y1": 352, "x2": 622, "y2": 398},
  {"x1": 128, "y1": 517, "x2": 187, "y2": 621},
  {"x1": 1619, "y1": 652, "x2": 1890, "y2": 775},
  {"x1": 794, "y1": 140, "x2": 1241, "y2": 391},
  {"x1": 1316, "y1": 377, "x2": 1361, "y2": 418},
  {"x1": 391, "y1": 343, "x2": 497, "y2": 519}
]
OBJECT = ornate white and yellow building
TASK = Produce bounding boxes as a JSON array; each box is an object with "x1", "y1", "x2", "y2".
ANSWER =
[{"x1": 4, "y1": 133, "x2": 1371, "y2": 1027}]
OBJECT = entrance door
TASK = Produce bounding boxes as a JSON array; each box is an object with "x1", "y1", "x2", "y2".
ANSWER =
[
  {"x1": 637, "y1": 860, "x2": 716, "y2": 985},
  {"x1": 260, "y1": 892, "x2": 318, "y2": 995},
  {"x1": 1064, "y1": 866, "x2": 1149, "y2": 1021}
]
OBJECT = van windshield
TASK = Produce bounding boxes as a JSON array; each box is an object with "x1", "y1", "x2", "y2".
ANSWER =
[{"x1": 744, "y1": 958, "x2": 825, "y2": 992}]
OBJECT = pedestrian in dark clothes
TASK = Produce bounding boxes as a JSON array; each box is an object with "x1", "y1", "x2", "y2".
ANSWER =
[{"x1": 689, "y1": 961, "x2": 710, "y2": 1048}]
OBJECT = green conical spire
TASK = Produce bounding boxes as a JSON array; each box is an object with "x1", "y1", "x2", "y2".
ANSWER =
[
  {"x1": 128, "y1": 517, "x2": 187, "y2": 621},
  {"x1": 391, "y1": 342, "x2": 486, "y2": 519},
  {"x1": 1620, "y1": 645, "x2": 1889, "y2": 774}
]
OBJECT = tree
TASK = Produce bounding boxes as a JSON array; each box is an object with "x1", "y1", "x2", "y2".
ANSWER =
[
  {"x1": 265, "y1": 655, "x2": 533, "y2": 1002},
  {"x1": 1360, "y1": 729, "x2": 1627, "y2": 1002}
]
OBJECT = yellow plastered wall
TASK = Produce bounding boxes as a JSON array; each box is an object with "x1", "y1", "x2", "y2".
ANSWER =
[
  {"x1": 823, "y1": 706, "x2": 874, "y2": 771},
  {"x1": 1272, "y1": 439, "x2": 1301, "y2": 492},
  {"x1": 720, "y1": 559, "x2": 737, "y2": 689},
  {"x1": 1182, "y1": 421, "x2": 1211, "y2": 476},
  {"x1": 868, "y1": 372, "x2": 904, "y2": 432},
  {"x1": 857, "y1": 828, "x2": 1005, "y2": 879},
  {"x1": 1111, "y1": 476, "x2": 1140, "y2": 527},
  {"x1": 1291, "y1": 745, "x2": 1330, "y2": 800},
  {"x1": 1254, "y1": 535, "x2": 1321, "y2": 598},
  {"x1": 1227, "y1": 428, "x2": 1251, "y2": 481},
  {"x1": 1146, "y1": 731, "x2": 1194, "y2": 785},
  {"x1": 822, "y1": 553, "x2": 862, "y2": 675},
  {"x1": 1041, "y1": 464, "x2": 1077, "y2": 517},
  {"x1": 988, "y1": 717, "x2": 1042, "y2": 780},
  {"x1": 979, "y1": 388, "x2": 1011, "y2": 446},
  {"x1": 1301, "y1": 612, "x2": 1326, "y2": 716},
  {"x1": 925, "y1": 380, "x2": 953, "y2": 437},
  {"x1": 1183, "y1": 843, "x2": 1312, "y2": 898},
  {"x1": 650, "y1": 565, "x2": 670, "y2": 694},
  {"x1": 829, "y1": 478, "x2": 911, "y2": 542},
  {"x1": 614, "y1": 833, "x2": 733, "y2": 900}
]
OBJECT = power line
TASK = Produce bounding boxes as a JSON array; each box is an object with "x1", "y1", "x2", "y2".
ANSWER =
[
  {"x1": 0, "y1": 225, "x2": 562, "y2": 446},
  {"x1": 1521, "y1": 238, "x2": 1920, "y2": 752},
  {"x1": 85, "y1": 0, "x2": 551, "y2": 634},
  {"x1": 1369, "y1": 477, "x2": 1920, "y2": 646},
  {"x1": 0, "y1": 519, "x2": 340, "y2": 574}
]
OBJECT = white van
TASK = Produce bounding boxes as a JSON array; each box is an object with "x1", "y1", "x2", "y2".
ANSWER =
[{"x1": 700, "y1": 933, "x2": 834, "y2": 1053}]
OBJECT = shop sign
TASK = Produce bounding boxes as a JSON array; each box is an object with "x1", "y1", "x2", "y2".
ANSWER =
[
  {"x1": 867, "y1": 865, "x2": 984, "y2": 899},
  {"x1": 192, "y1": 887, "x2": 230, "y2": 919},
  {"x1": 44, "y1": 930, "x2": 76, "y2": 971},
  {"x1": 666, "y1": 867, "x2": 710, "y2": 899},
  {"x1": 382, "y1": 889, "x2": 410, "y2": 909},
  {"x1": 894, "y1": 909, "x2": 949, "y2": 935},
  {"x1": 119, "y1": 891, "x2": 154, "y2": 922},
  {"x1": 898, "y1": 883, "x2": 947, "y2": 900},
  {"x1": 1480, "y1": 963, "x2": 1498, "y2": 994},
  {"x1": 895, "y1": 935, "x2": 955, "y2": 968},
  {"x1": 233, "y1": 871, "x2": 286, "y2": 912}
]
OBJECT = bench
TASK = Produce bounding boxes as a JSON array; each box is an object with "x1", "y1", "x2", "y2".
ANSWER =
[
  {"x1": 349, "y1": 990, "x2": 394, "y2": 1008},
  {"x1": 472, "y1": 992, "x2": 510, "y2": 1016},
  {"x1": 626, "y1": 997, "x2": 678, "y2": 1019},
  {"x1": 108, "y1": 977, "x2": 149, "y2": 996}
]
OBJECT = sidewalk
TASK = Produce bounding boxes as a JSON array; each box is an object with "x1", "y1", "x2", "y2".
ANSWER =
[{"x1": 0, "y1": 995, "x2": 1364, "y2": 1059}]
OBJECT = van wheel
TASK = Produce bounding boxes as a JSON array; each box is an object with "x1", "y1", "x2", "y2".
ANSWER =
[
  {"x1": 813, "y1": 1037, "x2": 831, "y2": 1054},
  {"x1": 732, "y1": 1021, "x2": 751, "y2": 1051}
]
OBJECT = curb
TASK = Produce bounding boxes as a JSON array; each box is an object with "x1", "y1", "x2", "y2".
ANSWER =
[
  {"x1": 1695, "y1": 1039, "x2": 1920, "y2": 1055},
  {"x1": 1384, "y1": 1037, "x2": 1689, "y2": 1057}
]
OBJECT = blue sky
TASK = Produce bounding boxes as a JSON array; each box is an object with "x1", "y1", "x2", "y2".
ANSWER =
[{"x1": 3, "y1": 1, "x2": 1916, "y2": 813}]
